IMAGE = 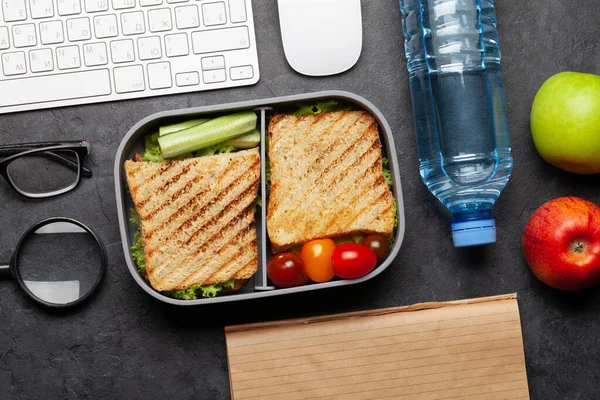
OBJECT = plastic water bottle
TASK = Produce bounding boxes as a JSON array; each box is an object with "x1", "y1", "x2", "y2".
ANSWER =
[{"x1": 400, "y1": 0, "x2": 513, "y2": 247}]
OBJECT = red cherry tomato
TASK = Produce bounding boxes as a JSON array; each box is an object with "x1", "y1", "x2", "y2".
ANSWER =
[
  {"x1": 300, "y1": 239, "x2": 336, "y2": 283},
  {"x1": 332, "y1": 243, "x2": 377, "y2": 279},
  {"x1": 267, "y1": 253, "x2": 309, "y2": 288},
  {"x1": 362, "y1": 234, "x2": 390, "y2": 264}
]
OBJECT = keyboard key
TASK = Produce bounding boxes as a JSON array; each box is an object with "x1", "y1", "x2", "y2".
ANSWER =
[
  {"x1": 93, "y1": 14, "x2": 118, "y2": 38},
  {"x1": 202, "y1": 2, "x2": 226, "y2": 26},
  {"x1": 164, "y1": 33, "x2": 188, "y2": 57},
  {"x1": 57, "y1": 0, "x2": 81, "y2": 15},
  {"x1": 121, "y1": 11, "x2": 145, "y2": 35},
  {"x1": 202, "y1": 69, "x2": 225, "y2": 84},
  {"x1": 12, "y1": 23, "x2": 37, "y2": 48},
  {"x1": 148, "y1": 8, "x2": 172, "y2": 32},
  {"x1": 2, "y1": 51, "x2": 27, "y2": 75},
  {"x1": 175, "y1": 71, "x2": 198, "y2": 86},
  {"x1": 0, "y1": 69, "x2": 111, "y2": 107},
  {"x1": 175, "y1": 5, "x2": 199, "y2": 29},
  {"x1": 137, "y1": 35, "x2": 161, "y2": 60},
  {"x1": 83, "y1": 42, "x2": 108, "y2": 66},
  {"x1": 29, "y1": 48, "x2": 53, "y2": 72},
  {"x1": 110, "y1": 38, "x2": 134, "y2": 63},
  {"x1": 56, "y1": 45, "x2": 81, "y2": 69},
  {"x1": 230, "y1": 65, "x2": 252, "y2": 80},
  {"x1": 113, "y1": 64, "x2": 144, "y2": 93},
  {"x1": 84, "y1": 0, "x2": 108, "y2": 12},
  {"x1": 39, "y1": 20, "x2": 64, "y2": 44},
  {"x1": 147, "y1": 61, "x2": 171, "y2": 89},
  {"x1": 2, "y1": 0, "x2": 27, "y2": 22},
  {"x1": 67, "y1": 17, "x2": 91, "y2": 41},
  {"x1": 29, "y1": 0, "x2": 54, "y2": 19},
  {"x1": 166, "y1": 0, "x2": 187, "y2": 3},
  {"x1": 112, "y1": 0, "x2": 134, "y2": 9},
  {"x1": 0, "y1": 27, "x2": 9, "y2": 49},
  {"x1": 191, "y1": 26, "x2": 249, "y2": 54},
  {"x1": 228, "y1": 0, "x2": 246, "y2": 23},
  {"x1": 139, "y1": 0, "x2": 160, "y2": 6},
  {"x1": 201, "y1": 55, "x2": 224, "y2": 70}
]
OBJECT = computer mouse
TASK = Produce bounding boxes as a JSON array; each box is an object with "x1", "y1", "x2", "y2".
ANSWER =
[{"x1": 277, "y1": 0, "x2": 363, "y2": 76}]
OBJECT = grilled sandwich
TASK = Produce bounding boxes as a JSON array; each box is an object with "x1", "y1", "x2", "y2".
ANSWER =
[
  {"x1": 124, "y1": 148, "x2": 260, "y2": 292},
  {"x1": 267, "y1": 111, "x2": 394, "y2": 253}
]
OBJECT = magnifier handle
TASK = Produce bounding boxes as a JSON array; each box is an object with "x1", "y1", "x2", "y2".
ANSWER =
[{"x1": 0, "y1": 263, "x2": 10, "y2": 278}]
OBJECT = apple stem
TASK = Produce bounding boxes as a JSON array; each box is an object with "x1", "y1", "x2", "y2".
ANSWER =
[{"x1": 571, "y1": 240, "x2": 587, "y2": 254}]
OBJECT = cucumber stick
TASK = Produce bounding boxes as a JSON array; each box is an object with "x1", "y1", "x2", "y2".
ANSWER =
[
  {"x1": 159, "y1": 118, "x2": 209, "y2": 136},
  {"x1": 158, "y1": 111, "x2": 257, "y2": 159},
  {"x1": 224, "y1": 129, "x2": 261, "y2": 149}
]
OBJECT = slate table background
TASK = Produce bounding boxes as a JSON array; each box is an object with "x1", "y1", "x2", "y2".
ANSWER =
[{"x1": 1, "y1": 0, "x2": 599, "y2": 398}]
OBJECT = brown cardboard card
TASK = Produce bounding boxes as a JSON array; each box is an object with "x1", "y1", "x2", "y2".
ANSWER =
[{"x1": 225, "y1": 293, "x2": 529, "y2": 400}]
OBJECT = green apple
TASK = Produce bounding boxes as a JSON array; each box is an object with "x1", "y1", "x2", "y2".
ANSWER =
[{"x1": 531, "y1": 72, "x2": 600, "y2": 174}]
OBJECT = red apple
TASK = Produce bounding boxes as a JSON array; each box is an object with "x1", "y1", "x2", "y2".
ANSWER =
[{"x1": 523, "y1": 197, "x2": 600, "y2": 291}]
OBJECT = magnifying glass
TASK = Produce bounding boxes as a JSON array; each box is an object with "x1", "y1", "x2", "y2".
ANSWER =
[{"x1": 0, "y1": 218, "x2": 107, "y2": 308}]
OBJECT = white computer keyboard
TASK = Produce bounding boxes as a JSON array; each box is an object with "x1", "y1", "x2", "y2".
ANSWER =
[{"x1": 0, "y1": 0, "x2": 259, "y2": 114}]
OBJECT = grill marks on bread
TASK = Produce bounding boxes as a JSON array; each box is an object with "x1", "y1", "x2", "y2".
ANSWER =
[
  {"x1": 267, "y1": 112, "x2": 395, "y2": 253},
  {"x1": 124, "y1": 148, "x2": 260, "y2": 292}
]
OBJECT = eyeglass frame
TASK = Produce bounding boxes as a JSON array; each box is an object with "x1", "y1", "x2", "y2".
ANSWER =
[{"x1": 0, "y1": 141, "x2": 92, "y2": 199}]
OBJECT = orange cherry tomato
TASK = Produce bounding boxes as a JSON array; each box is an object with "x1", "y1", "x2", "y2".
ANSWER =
[{"x1": 300, "y1": 239, "x2": 336, "y2": 283}]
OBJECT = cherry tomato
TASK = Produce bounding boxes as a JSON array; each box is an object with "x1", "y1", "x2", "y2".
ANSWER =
[
  {"x1": 267, "y1": 253, "x2": 309, "y2": 288},
  {"x1": 362, "y1": 234, "x2": 390, "y2": 264},
  {"x1": 332, "y1": 243, "x2": 377, "y2": 279},
  {"x1": 300, "y1": 239, "x2": 336, "y2": 283}
]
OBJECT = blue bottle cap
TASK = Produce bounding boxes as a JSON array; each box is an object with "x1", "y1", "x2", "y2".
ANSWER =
[{"x1": 451, "y1": 218, "x2": 496, "y2": 247}]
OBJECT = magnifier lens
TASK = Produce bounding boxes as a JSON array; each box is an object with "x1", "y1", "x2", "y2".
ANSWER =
[{"x1": 15, "y1": 221, "x2": 104, "y2": 306}]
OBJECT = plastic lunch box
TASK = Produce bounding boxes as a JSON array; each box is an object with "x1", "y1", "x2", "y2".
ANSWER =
[{"x1": 114, "y1": 91, "x2": 406, "y2": 305}]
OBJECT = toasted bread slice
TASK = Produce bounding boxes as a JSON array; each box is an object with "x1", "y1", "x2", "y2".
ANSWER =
[
  {"x1": 267, "y1": 111, "x2": 394, "y2": 253},
  {"x1": 124, "y1": 148, "x2": 260, "y2": 291}
]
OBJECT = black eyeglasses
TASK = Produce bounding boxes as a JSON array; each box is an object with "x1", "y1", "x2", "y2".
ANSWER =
[{"x1": 0, "y1": 141, "x2": 92, "y2": 199}]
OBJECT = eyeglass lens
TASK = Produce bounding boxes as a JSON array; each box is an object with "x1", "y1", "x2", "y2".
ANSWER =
[
  {"x1": 15, "y1": 222, "x2": 103, "y2": 305},
  {"x1": 6, "y1": 150, "x2": 80, "y2": 196}
]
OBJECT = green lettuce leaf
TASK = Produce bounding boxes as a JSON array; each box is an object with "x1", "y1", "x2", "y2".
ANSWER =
[
  {"x1": 222, "y1": 278, "x2": 236, "y2": 289},
  {"x1": 165, "y1": 280, "x2": 237, "y2": 300},
  {"x1": 129, "y1": 209, "x2": 146, "y2": 275},
  {"x1": 195, "y1": 143, "x2": 237, "y2": 158},
  {"x1": 289, "y1": 100, "x2": 355, "y2": 117},
  {"x1": 171, "y1": 277, "x2": 235, "y2": 300},
  {"x1": 129, "y1": 207, "x2": 141, "y2": 227},
  {"x1": 142, "y1": 133, "x2": 164, "y2": 162},
  {"x1": 166, "y1": 286, "x2": 202, "y2": 300},
  {"x1": 172, "y1": 152, "x2": 195, "y2": 160},
  {"x1": 254, "y1": 195, "x2": 262, "y2": 213},
  {"x1": 381, "y1": 157, "x2": 398, "y2": 247},
  {"x1": 388, "y1": 197, "x2": 398, "y2": 248},
  {"x1": 382, "y1": 157, "x2": 393, "y2": 188},
  {"x1": 200, "y1": 284, "x2": 222, "y2": 298},
  {"x1": 131, "y1": 231, "x2": 146, "y2": 274}
]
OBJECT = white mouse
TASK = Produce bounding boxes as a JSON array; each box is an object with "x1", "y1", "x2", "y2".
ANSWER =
[{"x1": 277, "y1": 0, "x2": 363, "y2": 76}]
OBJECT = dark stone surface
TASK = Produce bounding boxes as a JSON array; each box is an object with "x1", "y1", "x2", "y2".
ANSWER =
[{"x1": 1, "y1": 0, "x2": 599, "y2": 398}]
